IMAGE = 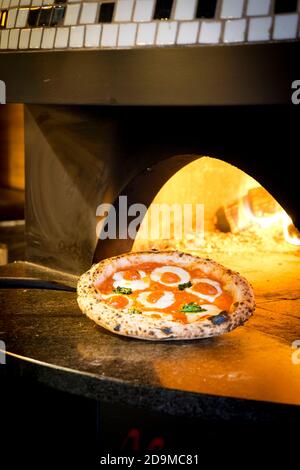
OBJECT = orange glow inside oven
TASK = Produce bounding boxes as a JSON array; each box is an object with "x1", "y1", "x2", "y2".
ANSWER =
[{"x1": 132, "y1": 156, "x2": 300, "y2": 253}]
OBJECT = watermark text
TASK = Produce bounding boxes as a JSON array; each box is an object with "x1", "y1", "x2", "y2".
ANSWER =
[
  {"x1": 96, "y1": 196, "x2": 204, "y2": 243},
  {"x1": 0, "y1": 340, "x2": 6, "y2": 364},
  {"x1": 291, "y1": 340, "x2": 300, "y2": 365}
]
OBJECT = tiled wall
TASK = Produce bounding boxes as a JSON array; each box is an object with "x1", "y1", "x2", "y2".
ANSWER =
[{"x1": 0, "y1": 0, "x2": 299, "y2": 51}]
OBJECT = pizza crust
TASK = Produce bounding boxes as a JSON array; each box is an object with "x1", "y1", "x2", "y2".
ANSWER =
[{"x1": 77, "y1": 251, "x2": 255, "y2": 341}]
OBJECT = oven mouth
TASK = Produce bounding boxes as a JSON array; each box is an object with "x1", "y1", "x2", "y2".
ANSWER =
[{"x1": 96, "y1": 155, "x2": 300, "y2": 262}]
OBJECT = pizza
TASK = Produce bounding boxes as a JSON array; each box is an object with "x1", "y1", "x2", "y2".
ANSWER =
[{"x1": 77, "y1": 251, "x2": 255, "y2": 341}]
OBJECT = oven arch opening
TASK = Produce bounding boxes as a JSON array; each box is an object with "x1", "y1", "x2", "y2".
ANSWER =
[{"x1": 94, "y1": 155, "x2": 300, "y2": 264}]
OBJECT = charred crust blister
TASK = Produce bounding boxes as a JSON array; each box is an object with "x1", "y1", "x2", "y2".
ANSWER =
[
  {"x1": 161, "y1": 327, "x2": 173, "y2": 335},
  {"x1": 208, "y1": 311, "x2": 229, "y2": 325}
]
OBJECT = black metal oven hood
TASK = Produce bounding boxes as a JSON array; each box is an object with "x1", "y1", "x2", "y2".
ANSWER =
[{"x1": 1, "y1": 42, "x2": 300, "y2": 105}]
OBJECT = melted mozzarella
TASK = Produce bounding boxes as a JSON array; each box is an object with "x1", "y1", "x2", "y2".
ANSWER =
[
  {"x1": 186, "y1": 278, "x2": 222, "y2": 303},
  {"x1": 185, "y1": 304, "x2": 222, "y2": 323},
  {"x1": 150, "y1": 266, "x2": 190, "y2": 286},
  {"x1": 137, "y1": 291, "x2": 175, "y2": 309},
  {"x1": 201, "y1": 304, "x2": 222, "y2": 315},
  {"x1": 113, "y1": 270, "x2": 149, "y2": 291}
]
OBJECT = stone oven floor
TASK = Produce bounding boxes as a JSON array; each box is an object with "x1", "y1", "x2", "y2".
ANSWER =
[{"x1": 0, "y1": 255, "x2": 300, "y2": 418}]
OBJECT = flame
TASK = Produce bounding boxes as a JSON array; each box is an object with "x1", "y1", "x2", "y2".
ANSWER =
[
  {"x1": 243, "y1": 204, "x2": 300, "y2": 246},
  {"x1": 282, "y1": 214, "x2": 300, "y2": 246}
]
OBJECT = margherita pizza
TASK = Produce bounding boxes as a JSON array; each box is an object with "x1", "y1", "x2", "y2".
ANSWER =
[{"x1": 77, "y1": 251, "x2": 255, "y2": 340}]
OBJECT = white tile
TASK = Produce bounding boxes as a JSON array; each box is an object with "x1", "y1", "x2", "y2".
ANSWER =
[
  {"x1": 114, "y1": 0, "x2": 134, "y2": 22},
  {"x1": 19, "y1": 28, "x2": 30, "y2": 48},
  {"x1": 221, "y1": 0, "x2": 244, "y2": 19},
  {"x1": 174, "y1": 0, "x2": 197, "y2": 20},
  {"x1": 41, "y1": 27, "x2": 56, "y2": 48},
  {"x1": 248, "y1": 16, "x2": 272, "y2": 41},
  {"x1": 8, "y1": 28, "x2": 19, "y2": 48},
  {"x1": 223, "y1": 18, "x2": 246, "y2": 42},
  {"x1": 199, "y1": 21, "x2": 222, "y2": 43},
  {"x1": 0, "y1": 30, "x2": 9, "y2": 49},
  {"x1": 6, "y1": 8, "x2": 18, "y2": 28},
  {"x1": 177, "y1": 21, "x2": 199, "y2": 44},
  {"x1": 118, "y1": 22, "x2": 137, "y2": 46},
  {"x1": 101, "y1": 23, "x2": 118, "y2": 47},
  {"x1": 85, "y1": 24, "x2": 101, "y2": 47},
  {"x1": 69, "y1": 24, "x2": 84, "y2": 47},
  {"x1": 246, "y1": 0, "x2": 270, "y2": 16},
  {"x1": 1, "y1": 0, "x2": 10, "y2": 8},
  {"x1": 15, "y1": 8, "x2": 29, "y2": 28},
  {"x1": 273, "y1": 14, "x2": 298, "y2": 40},
  {"x1": 64, "y1": 3, "x2": 80, "y2": 26},
  {"x1": 133, "y1": 0, "x2": 154, "y2": 22},
  {"x1": 136, "y1": 22, "x2": 156, "y2": 45},
  {"x1": 31, "y1": 0, "x2": 43, "y2": 5},
  {"x1": 156, "y1": 21, "x2": 177, "y2": 45},
  {"x1": 10, "y1": 0, "x2": 20, "y2": 7},
  {"x1": 80, "y1": 3, "x2": 98, "y2": 24},
  {"x1": 55, "y1": 26, "x2": 69, "y2": 47},
  {"x1": 19, "y1": 0, "x2": 31, "y2": 6},
  {"x1": 29, "y1": 27, "x2": 43, "y2": 47}
]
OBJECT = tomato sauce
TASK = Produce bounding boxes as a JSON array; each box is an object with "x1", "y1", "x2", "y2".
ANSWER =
[
  {"x1": 106, "y1": 295, "x2": 129, "y2": 309},
  {"x1": 95, "y1": 262, "x2": 233, "y2": 323}
]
